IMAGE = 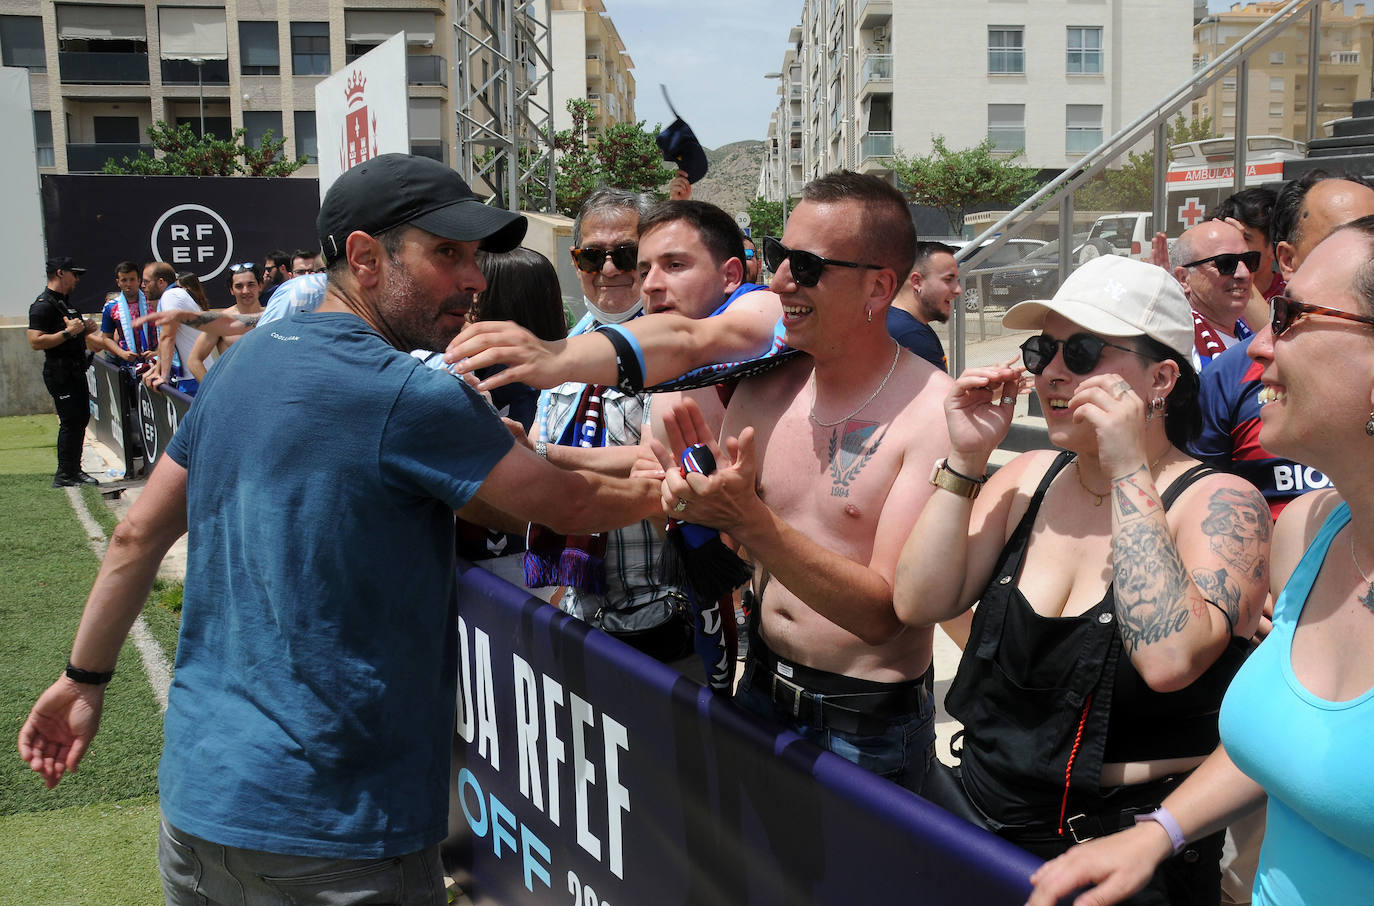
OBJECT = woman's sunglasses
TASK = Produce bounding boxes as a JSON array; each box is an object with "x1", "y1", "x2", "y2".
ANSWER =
[
  {"x1": 1020, "y1": 332, "x2": 1153, "y2": 375},
  {"x1": 1269, "y1": 294, "x2": 1374, "y2": 338},
  {"x1": 1181, "y1": 250, "x2": 1261, "y2": 277},
  {"x1": 761, "y1": 236, "x2": 884, "y2": 288},
  {"x1": 571, "y1": 243, "x2": 637, "y2": 274}
]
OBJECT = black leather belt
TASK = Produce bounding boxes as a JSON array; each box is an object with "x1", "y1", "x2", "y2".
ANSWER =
[{"x1": 744, "y1": 657, "x2": 929, "y2": 737}]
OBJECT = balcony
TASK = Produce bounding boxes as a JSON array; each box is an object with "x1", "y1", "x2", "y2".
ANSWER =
[
  {"x1": 59, "y1": 51, "x2": 149, "y2": 85},
  {"x1": 67, "y1": 142, "x2": 153, "y2": 172},
  {"x1": 407, "y1": 54, "x2": 447, "y2": 86},
  {"x1": 789, "y1": 82, "x2": 803, "y2": 99},
  {"x1": 789, "y1": 148, "x2": 803, "y2": 163},
  {"x1": 858, "y1": 0, "x2": 892, "y2": 29},
  {"x1": 160, "y1": 58, "x2": 230, "y2": 85},
  {"x1": 860, "y1": 131, "x2": 893, "y2": 160},
  {"x1": 586, "y1": 55, "x2": 603, "y2": 79},
  {"x1": 861, "y1": 53, "x2": 892, "y2": 91}
]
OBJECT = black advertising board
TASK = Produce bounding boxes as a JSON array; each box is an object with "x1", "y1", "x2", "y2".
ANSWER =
[{"x1": 41, "y1": 174, "x2": 320, "y2": 314}]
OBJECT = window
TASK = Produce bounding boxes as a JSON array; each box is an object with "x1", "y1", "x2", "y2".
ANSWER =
[
  {"x1": 1223, "y1": 77, "x2": 1236, "y2": 91},
  {"x1": 1066, "y1": 27, "x2": 1102, "y2": 75},
  {"x1": 1223, "y1": 103, "x2": 1236, "y2": 119},
  {"x1": 1269, "y1": 101, "x2": 1284, "y2": 117},
  {"x1": 1269, "y1": 50, "x2": 1285, "y2": 64},
  {"x1": 1066, "y1": 104, "x2": 1102, "y2": 154},
  {"x1": 988, "y1": 27, "x2": 1024, "y2": 74},
  {"x1": 34, "y1": 111, "x2": 53, "y2": 167},
  {"x1": 240, "y1": 22, "x2": 279, "y2": 75},
  {"x1": 291, "y1": 22, "x2": 329, "y2": 76},
  {"x1": 988, "y1": 104, "x2": 1025, "y2": 152},
  {"x1": 93, "y1": 115, "x2": 141, "y2": 144},
  {"x1": 294, "y1": 110, "x2": 317, "y2": 162},
  {"x1": 243, "y1": 111, "x2": 282, "y2": 149},
  {"x1": 1270, "y1": 76, "x2": 1284, "y2": 92},
  {"x1": 1, "y1": 15, "x2": 45, "y2": 69}
]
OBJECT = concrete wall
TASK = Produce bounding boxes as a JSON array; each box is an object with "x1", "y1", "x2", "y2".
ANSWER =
[{"x1": 1, "y1": 324, "x2": 56, "y2": 417}]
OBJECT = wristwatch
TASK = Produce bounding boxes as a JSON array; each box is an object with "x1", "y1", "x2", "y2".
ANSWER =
[{"x1": 929, "y1": 458, "x2": 986, "y2": 499}]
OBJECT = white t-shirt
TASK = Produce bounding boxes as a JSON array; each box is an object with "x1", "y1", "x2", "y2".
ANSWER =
[{"x1": 159, "y1": 287, "x2": 203, "y2": 377}]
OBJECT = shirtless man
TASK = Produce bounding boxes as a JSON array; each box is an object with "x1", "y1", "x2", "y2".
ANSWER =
[
  {"x1": 657, "y1": 171, "x2": 953, "y2": 791},
  {"x1": 186, "y1": 264, "x2": 265, "y2": 381}
]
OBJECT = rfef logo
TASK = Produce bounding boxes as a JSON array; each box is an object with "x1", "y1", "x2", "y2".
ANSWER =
[
  {"x1": 150, "y1": 203, "x2": 235, "y2": 281},
  {"x1": 137, "y1": 383, "x2": 159, "y2": 465}
]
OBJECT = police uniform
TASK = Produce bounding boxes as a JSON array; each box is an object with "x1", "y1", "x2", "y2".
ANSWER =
[{"x1": 29, "y1": 281, "x2": 95, "y2": 486}]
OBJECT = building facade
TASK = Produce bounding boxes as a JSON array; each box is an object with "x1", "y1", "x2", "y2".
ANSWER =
[
  {"x1": 549, "y1": 0, "x2": 635, "y2": 137},
  {"x1": 760, "y1": 0, "x2": 1193, "y2": 200},
  {"x1": 1193, "y1": 0, "x2": 1373, "y2": 141}
]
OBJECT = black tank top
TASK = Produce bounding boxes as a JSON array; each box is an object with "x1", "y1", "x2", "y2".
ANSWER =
[{"x1": 944, "y1": 451, "x2": 1250, "y2": 830}]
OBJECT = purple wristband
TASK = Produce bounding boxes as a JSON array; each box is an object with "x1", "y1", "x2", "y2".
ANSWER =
[{"x1": 1135, "y1": 806, "x2": 1186, "y2": 854}]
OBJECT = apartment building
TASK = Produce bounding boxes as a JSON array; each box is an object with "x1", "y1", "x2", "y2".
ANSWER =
[
  {"x1": 1193, "y1": 0, "x2": 1374, "y2": 140},
  {"x1": 0, "y1": 0, "x2": 636, "y2": 179},
  {"x1": 760, "y1": 0, "x2": 1193, "y2": 199},
  {"x1": 549, "y1": 0, "x2": 635, "y2": 136}
]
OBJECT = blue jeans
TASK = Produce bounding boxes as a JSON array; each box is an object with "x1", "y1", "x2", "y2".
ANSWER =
[
  {"x1": 735, "y1": 663, "x2": 935, "y2": 794},
  {"x1": 158, "y1": 819, "x2": 447, "y2": 906}
]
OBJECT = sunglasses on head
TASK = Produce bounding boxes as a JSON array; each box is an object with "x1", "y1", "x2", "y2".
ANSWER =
[
  {"x1": 1269, "y1": 293, "x2": 1374, "y2": 338},
  {"x1": 761, "y1": 236, "x2": 884, "y2": 288},
  {"x1": 229, "y1": 262, "x2": 256, "y2": 273},
  {"x1": 744, "y1": 248, "x2": 756, "y2": 259},
  {"x1": 1020, "y1": 332, "x2": 1154, "y2": 375},
  {"x1": 571, "y1": 243, "x2": 638, "y2": 274},
  {"x1": 1182, "y1": 250, "x2": 1261, "y2": 277}
]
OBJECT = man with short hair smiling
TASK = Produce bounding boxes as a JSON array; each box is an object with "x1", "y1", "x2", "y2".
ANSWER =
[
  {"x1": 888, "y1": 240, "x2": 961, "y2": 370},
  {"x1": 18, "y1": 153, "x2": 657, "y2": 905},
  {"x1": 186, "y1": 264, "x2": 265, "y2": 380},
  {"x1": 1170, "y1": 220, "x2": 1256, "y2": 371},
  {"x1": 100, "y1": 260, "x2": 154, "y2": 364}
]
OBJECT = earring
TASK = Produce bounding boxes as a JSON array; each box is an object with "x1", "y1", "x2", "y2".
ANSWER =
[
  {"x1": 865, "y1": 306, "x2": 872, "y2": 323},
  {"x1": 1366, "y1": 410, "x2": 1374, "y2": 437},
  {"x1": 1145, "y1": 397, "x2": 1165, "y2": 422}
]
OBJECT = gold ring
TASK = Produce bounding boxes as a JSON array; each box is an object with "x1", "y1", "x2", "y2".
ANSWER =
[{"x1": 673, "y1": 497, "x2": 689, "y2": 514}]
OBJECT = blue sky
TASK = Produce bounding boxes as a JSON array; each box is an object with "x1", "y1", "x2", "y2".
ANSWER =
[{"x1": 608, "y1": 0, "x2": 1358, "y2": 150}]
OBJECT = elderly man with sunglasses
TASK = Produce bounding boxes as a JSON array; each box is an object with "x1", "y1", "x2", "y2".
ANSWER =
[{"x1": 1170, "y1": 220, "x2": 1259, "y2": 372}]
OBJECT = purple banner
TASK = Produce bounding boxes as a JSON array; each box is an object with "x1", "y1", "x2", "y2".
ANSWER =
[{"x1": 446, "y1": 562, "x2": 1047, "y2": 905}]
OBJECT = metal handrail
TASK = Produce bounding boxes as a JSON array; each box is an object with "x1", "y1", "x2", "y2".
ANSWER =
[{"x1": 948, "y1": 0, "x2": 1322, "y2": 373}]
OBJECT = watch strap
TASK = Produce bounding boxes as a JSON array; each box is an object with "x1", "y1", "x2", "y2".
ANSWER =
[
  {"x1": 929, "y1": 458, "x2": 985, "y2": 499},
  {"x1": 65, "y1": 661, "x2": 114, "y2": 685}
]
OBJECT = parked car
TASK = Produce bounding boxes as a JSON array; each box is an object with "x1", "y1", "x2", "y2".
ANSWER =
[
  {"x1": 955, "y1": 237, "x2": 1047, "y2": 311},
  {"x1": 986, "y1": 234, "x2": 1090, "y2": 308},
  {"x1": 1081, "y1": 212, "x2": 1154, "y2": 261}
]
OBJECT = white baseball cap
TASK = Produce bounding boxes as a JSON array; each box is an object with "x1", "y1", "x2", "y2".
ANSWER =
[{"x1": 1002, "y1": 255, "x2": 1193, "y2": 360}]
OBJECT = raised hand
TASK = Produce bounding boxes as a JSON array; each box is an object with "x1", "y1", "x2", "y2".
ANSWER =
[
  {"x1": 1068, "y1": 373, "x2": 1150, "y2": 478},
  {"x1": 943, "y1": 358, "x2": 1026, "y2": 471}
]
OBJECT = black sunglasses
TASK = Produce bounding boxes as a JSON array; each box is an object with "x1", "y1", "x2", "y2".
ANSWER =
[
  {"x1": 1020, "y1": 332, "x2": 1154, "y2": 375},
  {"x1": 762, "y1": 236, "x2": 884, "y2": 288},
  {"x1": 1181, "y1": 250, "x2": 1261, "y2": 277},
  {"x1": 1270, "y1": 293, "x2": 1374, "y2": 338},
  {"x1": 229, "y1": 262, "x2": 257, "y2": 273},
  {"x1": 571, "y1": 243, "x2": 638, "y2": 274}
]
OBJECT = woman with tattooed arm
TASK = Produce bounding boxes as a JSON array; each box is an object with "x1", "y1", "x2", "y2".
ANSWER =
[
  {"x1": 893, "y1": 255, "x2": 1271, "y2": 905},
  {"x1": 1027, "y1": 218, "x2": 1374, "y2": 906}
]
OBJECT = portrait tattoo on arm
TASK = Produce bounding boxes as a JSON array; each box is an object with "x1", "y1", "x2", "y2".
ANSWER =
[{"x1": 1199, "y1": 487, "x2": 1270, "y2": 582}]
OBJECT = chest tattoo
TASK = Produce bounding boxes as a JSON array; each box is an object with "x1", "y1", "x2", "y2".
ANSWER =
[
  {"x1": 1360, "y1": 581, "x2": 1374, "y2": 616},
  {"x1": 826, "y1": 420, "x2": 887, "y2": 498}
]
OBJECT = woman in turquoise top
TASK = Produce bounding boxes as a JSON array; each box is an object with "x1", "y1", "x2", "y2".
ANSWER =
[{"x1": 1028, "y1": 217, "x2": 1374, "y2": 905}]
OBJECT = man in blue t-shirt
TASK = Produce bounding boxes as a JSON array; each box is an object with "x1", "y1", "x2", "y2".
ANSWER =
[
  {"x1": 886, "y1": 240, "x2": 960, "y2": 371},
  {"x1": 18, "y1": 154, "x2": 658, "y2": 905}
]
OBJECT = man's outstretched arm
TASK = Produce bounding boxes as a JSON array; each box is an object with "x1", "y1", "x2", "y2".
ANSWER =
[
  {"x1": 137, "y1": 308, "x2": 259, "y2": 339},
  {"x1": 445, "y1": 289, "x2": 783, "y2": 391}
]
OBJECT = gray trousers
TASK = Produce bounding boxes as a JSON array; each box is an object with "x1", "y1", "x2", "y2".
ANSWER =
[{"x1": 158, "y1": 818, "x2": 447, "y2": 906}]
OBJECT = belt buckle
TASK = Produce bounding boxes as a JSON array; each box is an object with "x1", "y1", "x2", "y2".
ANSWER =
[
  {"x1": 771, "y1": 673, "x2": 806, "y2": 719},
  {"x1": 1066, "y1": 813, "x2": 1093, "y2": 843}
]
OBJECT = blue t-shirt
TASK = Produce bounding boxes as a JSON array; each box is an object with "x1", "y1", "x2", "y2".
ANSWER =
[
  {"x1": 160, "y1": 309, "x2": 513, "y2": 858},
  {"x1": 1189, "y1": 337, "x2": 1329, "y2": 517},
  {"x1": 886, "y1": 307, "x2": 947, "y2": 371},
  {"x1": 1220, "y1": 502, "x2": 1374, "y2": 904}
]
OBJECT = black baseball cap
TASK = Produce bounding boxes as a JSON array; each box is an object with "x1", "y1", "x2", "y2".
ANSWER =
[
  {"x1": 657, "y1": 118, "x2": 709, "y2": 184},
  {"x1": 46, "y1": 256, "x2": 87, "y2": 276},
  {"x1": 316, "y1": 153, "x2": 528, "y2": 264}
]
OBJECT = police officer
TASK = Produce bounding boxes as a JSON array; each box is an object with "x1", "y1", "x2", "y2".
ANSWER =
[{"x1": 27, "y1": 256, "x2": 99, "y2": 487}]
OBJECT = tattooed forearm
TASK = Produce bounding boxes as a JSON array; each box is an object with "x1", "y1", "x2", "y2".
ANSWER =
[
  {"x1": 1113, "y1": 518, "x2": 1191, "y2": 653},
  {"x1": 1191, "y1": 567, "x2": 1241, "y2": 634},
  {"x1": 182, "y1": 311, "x2": 261, "y2": 329},
  {"x1": 1111, "y1": 467, "x2": 1160, "y2": 523}
]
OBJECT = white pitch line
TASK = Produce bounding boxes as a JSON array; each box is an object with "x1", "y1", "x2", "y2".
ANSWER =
[{"x1": 65, "y1": 487, "x2": 172, "y2": 713}]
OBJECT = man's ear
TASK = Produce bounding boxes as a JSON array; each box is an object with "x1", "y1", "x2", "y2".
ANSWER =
[
  {"x1": 346, "y1": 231, "x2": 385, "y2": 289},
  {"x1": 721, "y1": 255, "x2": 745, "y2": 294},
  {"x1": 1275, "y1": 240, "x2": 1298, "y2": 281}
]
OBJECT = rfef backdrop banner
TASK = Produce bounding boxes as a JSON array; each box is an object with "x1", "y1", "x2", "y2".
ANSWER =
[
  {"x1": 446, "y1": 564, "x2": 1047, "y2": 906},
  {"x1": 40, "y1": 174, "x2": 320, "y2": 314}
]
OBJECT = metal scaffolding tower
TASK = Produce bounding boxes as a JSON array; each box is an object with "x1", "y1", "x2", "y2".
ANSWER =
[{"x1": 452, "y1": 0, "x2": 556, "y2": 212}]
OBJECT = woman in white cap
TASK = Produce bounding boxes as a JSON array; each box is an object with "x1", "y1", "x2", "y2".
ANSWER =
[{"x1": 894, "y1": 255, "x2": 1272, "y2": 904}]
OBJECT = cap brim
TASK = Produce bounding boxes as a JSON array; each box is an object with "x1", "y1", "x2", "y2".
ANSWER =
[
  {"x1": 1002, "y1": 297, "x2": 1148, "y2": 338},
  {"x1": 70, "y1": 267, "x2": 88, "y2": 275},
  {"x1": 411, "y1": 199, "x2": 528, "y2": 253}
]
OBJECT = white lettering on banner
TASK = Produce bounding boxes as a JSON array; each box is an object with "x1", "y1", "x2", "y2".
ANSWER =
[
  {"x1": 513, "y1": 655, "x2": 544, "y2": 810},
  {"x1": 570, "y1": 693, "x2": 600, "y2": 863},
  {"x1": 543, "y1": 674, "x2": 567, "y2": 828},
  {"x1": 1273, "y1": 464, "x2": 1331, "y2": 492},
  {"x1": 475, "y1": 628, "x2": 501, "y2": 769},
  {"x1": 602, "y1": 715, "x2": 629, "y2": 879}
]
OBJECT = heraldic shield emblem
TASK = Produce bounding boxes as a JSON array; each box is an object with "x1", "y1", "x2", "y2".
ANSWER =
[{"x1": 343, "y1": 71, "x2": 377, "y2": 170}]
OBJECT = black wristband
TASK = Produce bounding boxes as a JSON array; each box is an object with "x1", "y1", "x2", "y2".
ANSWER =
[
  {"x1": 594, "y1": 325, "x2": 645, "y2": 392},
  {"x1": 942, "y1": 459, "x2": 988, "y2": 485},
  {"x1": 65, "y1": 661, "x2": 114, "y2": 685}
]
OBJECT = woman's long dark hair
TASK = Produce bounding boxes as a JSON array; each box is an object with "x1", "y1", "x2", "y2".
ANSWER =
[
  {"x1": 1135, "y1": 334, "x2": 1201, "y2": 449},
  {"x1": 473, "y1": 248, "x2": 567, "y2": 341}
]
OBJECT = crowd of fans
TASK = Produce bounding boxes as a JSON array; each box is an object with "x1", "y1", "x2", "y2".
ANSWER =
[{"x1": 21, "y1": 152, "x2": 1374, "y2": 906}]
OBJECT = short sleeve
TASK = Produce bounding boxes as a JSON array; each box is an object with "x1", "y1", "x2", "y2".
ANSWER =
[
  {"x1": 28, "y1": 297, "x2": 58, "y2": 334},
  {"x1": 379, "y1": 364, "x2": 515, "y2": 510}
]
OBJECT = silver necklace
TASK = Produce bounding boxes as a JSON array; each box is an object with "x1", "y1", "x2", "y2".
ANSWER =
[
  {"x1": 809, "y1": 342, "x2": 901, "y2": 428},
  {"x1": 1350, "y1": 533, "x2": 1374, "y2": 614}
]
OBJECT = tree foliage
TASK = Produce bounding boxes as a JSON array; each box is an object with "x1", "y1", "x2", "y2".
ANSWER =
[
  {"x1": 552, "y1": 98, "x2": 674, "y2": 217},
  {"x1": 102, "y1": 121, "x2": 307, "y2": 177},
  {"x1": 746, "y1": 197, "x2": 792, "y2": 239},
  {"x1": 1075, "y1": 114, "x2": 1215, "y2": 212},
  {"x1": 888, "y1": 135, "x2": 1041, "y2": 235}
]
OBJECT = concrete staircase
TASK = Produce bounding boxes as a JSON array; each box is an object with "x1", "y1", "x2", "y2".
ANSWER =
[{"x1": 1284, "y1": 98, "x2": 1374, "y2": 180}]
